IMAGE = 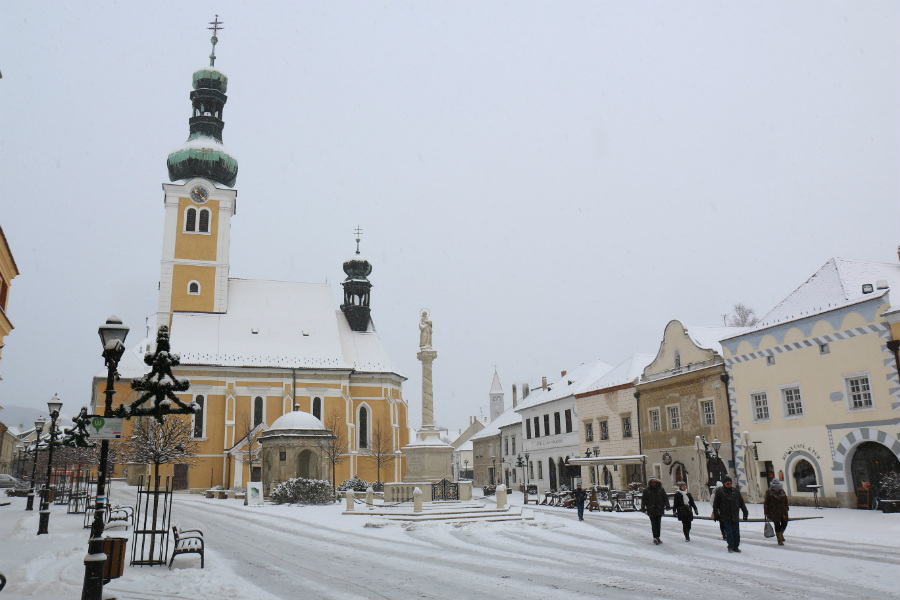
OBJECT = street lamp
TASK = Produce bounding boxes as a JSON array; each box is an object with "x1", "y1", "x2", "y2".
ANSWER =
[
  {"x1": 491, "y1": 455, "x2": 496, "y2": 485},
  {"x1": 463, "y1": 459, "x2": 469, "y2": 480},
  {"x1": 711, "y1": 437, "x2": 723, "y2": 484},
  {"x1": 82, "y1": 316, "x2": 129, "y2": 600},
  {"x1": 25, "y1": 419, "x2": 45, "y2": 511},
  {"x1": 37, "y1": 395, "x2": 63, "y2": 534}
]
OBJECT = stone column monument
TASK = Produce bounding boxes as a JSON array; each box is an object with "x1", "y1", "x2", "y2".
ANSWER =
[{"x1": 402, "y1": 309, "x2": 454, "y2": 482}]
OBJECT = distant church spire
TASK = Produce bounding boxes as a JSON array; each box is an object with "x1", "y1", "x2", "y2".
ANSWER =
[
  {"x1": 166, "y1": 15, "x2": 239, "y2": 187},
  {"x1": 341, "y1": 226, "x2": 373, "y2": 332},
  {"x1": 489, "y1": 369, "x2": 504, "y2": 422}
]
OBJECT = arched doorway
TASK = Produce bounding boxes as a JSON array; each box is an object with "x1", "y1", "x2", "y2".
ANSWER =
[
  {"x1": 549, "y1": 457, "x2": 557, "y2": 491},
  {"x1": 852, "y1": 442, "x2": 900, "y2": 496},
  {"x1": 298, "y1": 449, "x2": 319, "y2": 479}
]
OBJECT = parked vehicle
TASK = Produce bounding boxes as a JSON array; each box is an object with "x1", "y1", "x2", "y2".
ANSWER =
[{"x1": 0, "y1": 474, "x2": 24, "y2": 488}]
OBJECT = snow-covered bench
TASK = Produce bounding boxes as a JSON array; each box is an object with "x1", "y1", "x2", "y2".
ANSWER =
[
  {"x1": 106, "y1": 504, "x2": 134, "y2": 529},
  {"x1": 169, "y1": 524, "x2": 205, "y2": 569}
]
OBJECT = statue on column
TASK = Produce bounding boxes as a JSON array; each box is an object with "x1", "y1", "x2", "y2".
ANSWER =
[{"x1": 419, "y1": 309, "x2": 433, "y2": 349}]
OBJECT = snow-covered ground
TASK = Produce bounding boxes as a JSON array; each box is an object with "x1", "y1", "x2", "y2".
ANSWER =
[{"x1": 1, "y1": 487, "x2": 898, "y2": 599}]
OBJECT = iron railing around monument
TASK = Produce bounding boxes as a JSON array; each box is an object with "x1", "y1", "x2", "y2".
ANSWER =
[{"x1": 432, "y1": 478, "x2": 459, "y2": 501}]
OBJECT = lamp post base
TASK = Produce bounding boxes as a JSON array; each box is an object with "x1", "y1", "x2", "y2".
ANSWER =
[
  {"x1": 25, "y1": 492, "x2": 35, "y2": 511},
  {"x1": 82, "y1": 538, "x2": 109, "y2": 600},
  {"x1": 37, "y1": 509, "x2": 50, "y2": 535}
]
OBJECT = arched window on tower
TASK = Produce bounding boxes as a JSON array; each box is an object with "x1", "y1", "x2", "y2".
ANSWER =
[
  {"x1": 198, "y1": 208, "x2": 210, "y2": 233},
  {"x1": 188, "y1": 281, "x2": 200, "y2": 295},
  {"x1": 254, "y1": 397, "x2": 264, "y2": 428},
  {"x1": 185, "y1": 207, "x2": 197, "y2": 232},
  {"x1": 312, "y1": 397, "x2": 322, "y2": 421},
  {"x1": 358, "y1": 406, "x2": 369, "y2": 449}
]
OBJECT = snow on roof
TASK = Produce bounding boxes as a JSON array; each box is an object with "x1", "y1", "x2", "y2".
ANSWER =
[
  {"x1": 579, "y1": 353, "x2": 656, "y2": 395},
  {"x1": 469, "y1": 405, "x2": 522, "y2": 441},
  {"x1": 515, "y1": 358, "x2": 616, "y2": 411},
  {"x1": 170, "y1": 278, "x2": 401, "y2": 375},
  {"x1": 455, "y1": 439, "x2": 473, "y2": 452},
  {"x1": 725, "y1": 257, "x2": 900, "y2": 338},
  {"x1": 269, "y1": 409, "x2": 325, "y2": 431},
  {"x1": 684, "y1": 326, "x2": 746, "y2": 353}
]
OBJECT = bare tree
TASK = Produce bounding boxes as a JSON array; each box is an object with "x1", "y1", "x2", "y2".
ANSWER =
[
  {"x1": 727, "y1": 303, "x2": 760, "y2": 327},
  {"x1": 117, "y1": 416, "x2": 199, "y2": 487},
  {"x1": 368, "y1": 420, "x2": 395, "y2": 489},
  {"x1": 236, "y1": 413, "x2": 261, "y2": 498},
  {"x1": 319, "y1": 408, "x2": 348, "y2": 494}
]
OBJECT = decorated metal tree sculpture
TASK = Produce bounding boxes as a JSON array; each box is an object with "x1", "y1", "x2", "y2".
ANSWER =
[
  {"x1": 115, "y1": 326, "x2": 197, "y2": 421},
  {"x1": 63, "y1": 407, "x2": 97, "y2": 449}
]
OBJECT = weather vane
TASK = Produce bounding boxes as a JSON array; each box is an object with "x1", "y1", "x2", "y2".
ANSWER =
[
  {"x1": 354, "y1": 225, "x2": 363, "y2": 255},
  {"x1": 208, "y1": 14, "x2": 224, "y2": 67}
]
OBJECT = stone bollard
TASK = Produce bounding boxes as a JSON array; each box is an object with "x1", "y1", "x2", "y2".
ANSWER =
[
  {"x1": 496, "y1": 484, "x2": 507, "y2": 510},
  {"x1": 413, "y1": 487, "x2": 423, "y2": 513},
  {"x1": 366, "y1": 486, "x2": 374, "y2": 508},
  {"x1": 345, "y1": 489, "x2": 355, "y2": 512}
]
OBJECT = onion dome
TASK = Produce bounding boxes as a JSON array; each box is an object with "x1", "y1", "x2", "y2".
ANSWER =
[
  {"x1": 166, "y1": 22, "x2": 238, "y2": 187},
  {"x1": 341, "y1": 228, "x2": 373, "y2": 332}
]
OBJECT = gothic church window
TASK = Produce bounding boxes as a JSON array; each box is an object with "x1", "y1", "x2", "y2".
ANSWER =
[
  {"x1": 312, "y1": 397, "x2": 322, "y2": 420},
  {"x1": 254, "y1": 397, "x2": 264, "y2": 427},
  {"x1": 193, "y1": 395, "x2": 204, "y2": 438},
  {"x1": 185, "y1": 207, "x2": 197, "y2": 232},
  {"x1": 359, "y1": 405, "x2": 369, "y2": 449}
]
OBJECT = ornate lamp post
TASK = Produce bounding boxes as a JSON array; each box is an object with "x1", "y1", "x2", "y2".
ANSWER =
[
  {"x1": 592, "y1": 444, "x2": 600, "y2": 485},
  {"x1": 37, "y1": 395, "x2": 63, "y2": 534},
  {"x1": 82, "y1": 316, "x2": 129, "y2": 600},
  {"x1": 26, "y1": 419, "x2": 45, "y2": 511},
  {"x1": 491, "y1": 455, "x2": 496, "y2": 485},
  {"x1": 711, "y1": 437, "x2": 723, "y2": 485}
]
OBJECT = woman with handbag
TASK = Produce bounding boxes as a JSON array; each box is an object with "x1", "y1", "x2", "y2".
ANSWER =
[
  {"x1": 671, "y1": 481, "x2": 699, "y2": 541},
  {"x1": 764, "y1": 478, "x2": 790, "y2": 545}
]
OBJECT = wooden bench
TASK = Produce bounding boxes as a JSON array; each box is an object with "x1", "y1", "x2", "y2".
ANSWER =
[
  {"x1": 169, "y1": 524, "x2": 205, "y2": 569},
  {"x1": 106, "y1": 505, "x2": 134, "y2": 529}
]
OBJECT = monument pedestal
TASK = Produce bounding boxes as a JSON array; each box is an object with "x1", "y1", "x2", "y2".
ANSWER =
[{"x1": 402, "y1": 426, "x2": 453, "y2": 482}]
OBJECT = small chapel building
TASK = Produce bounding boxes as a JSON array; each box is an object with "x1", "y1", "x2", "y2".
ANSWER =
[{"x1": 93, "y1": 30, "x2": 408, "y2": 491}]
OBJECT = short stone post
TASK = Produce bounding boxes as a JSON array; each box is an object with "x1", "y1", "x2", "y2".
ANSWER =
[
  {"x1": 413, "y1": 487, "x2": 423, "y2": 513},
  {"x1": 496, "y1": 484, "x2": 507, "y2": 510},
  {"x1": 345, "y1": 489, "x2": 355, "y2": 512},
  {"x1": 366, "y1": 486, "x2": 374, "y2": 508}
]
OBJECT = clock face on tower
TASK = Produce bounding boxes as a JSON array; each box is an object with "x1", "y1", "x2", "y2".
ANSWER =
[{"x1": 190, "y1": 185, "x2": 209, "y2": 203}]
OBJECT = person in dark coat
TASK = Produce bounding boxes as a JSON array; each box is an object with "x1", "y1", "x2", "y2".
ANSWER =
[
  {"x1": 764, "y1": 478, "x2": 790, "y2": 545},
  {"x1": 641, "y1": 476, "x2": 670, "y2": 545},
  {"x1": 708, "y1": 480, "x2": 727, "y2": 540},
  {"x1": 573, "y1": 483, "x2": 587, "y2": 521},
  {"x1": 671, "y1": 481, "x2": 699, "y2": 541},
  {"x1": 712, "y1": 475, "x2": 749, "y2": 553}
]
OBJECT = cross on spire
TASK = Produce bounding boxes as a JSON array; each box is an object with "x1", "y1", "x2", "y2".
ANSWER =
[
  {"x1": 208, "y1": 15, "x2": 224, "y2": 67},
  {"x1": 354, "y1": 226, "x2": 363, "y2": 255}
]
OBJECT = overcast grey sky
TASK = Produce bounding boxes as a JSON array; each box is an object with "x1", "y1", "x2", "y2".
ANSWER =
[{"x1": 1, "y1": 1, "x2": 897, "y2": 432}]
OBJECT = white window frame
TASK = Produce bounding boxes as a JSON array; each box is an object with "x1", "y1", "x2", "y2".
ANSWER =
[
  {"x1": 750, "y1": 389, "x2": 770, "y2": 422},
  {"x1": 649, "y1": 409, "x2": 661, "y2": 432},
  {"x1": 844, "y1": 373, "x2": 874, "y2": 411},
  {"x1": 780, "y1": 384, "x2": 804, "y2": 419},
  {"x1": 622, "y1": 415, "x2": 632, "y2": 438},
  {"x1": 585, "y1": 421, "x2": 594, "y2": 442},
  {"x1": 187, "y1": 280, "x2": 201, "y2": 295},
  {"x1": 357, "y1": 402, "x2": 373, "y2": 450},
  {"x1": 667, "y1": 405, "x2": 681, "y2": 430},
  {"x1": 699, "y1": 398, "x2": 716, "y2": 426}
]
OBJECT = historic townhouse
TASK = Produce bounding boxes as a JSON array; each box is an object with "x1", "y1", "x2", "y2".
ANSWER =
[
  {"x1": 571, "y1": 354, "x2": 654, "y2": 489},
  {"x1": 635, "y1": 321, "x2": 743, "y2": 499},
  {"x1": 721, "y1": 255, "x2": 900, "y2": 508},
  {"x1": 92, "y1": 35, "x2": 408, "y2": 492},
  {"x1": 516, "y1": 360, "x2": 614, "y2": 492},
  {"x1": 0, "y1": 225, "x2": 18, "y2": 381},
  {"x1": 470, "y1": 407, "x2": 519, "y2": 487}
]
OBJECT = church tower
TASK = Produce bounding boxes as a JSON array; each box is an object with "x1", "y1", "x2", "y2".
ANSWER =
[
  {"x1": 340, "y1": 228, "x2": 373, "y2": 332},
  {"x1": 156, "y1": 18, "x2": 239, "y2": 333},
  {"x1": 489, "y1": 369, "x2": 504, "y2": 422}
]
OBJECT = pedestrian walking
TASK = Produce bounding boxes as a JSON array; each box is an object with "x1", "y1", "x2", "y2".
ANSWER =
[
  {"x1": 712, "y1": 475, "x2": 748, "y2": 553},
  {"x1": 709, "y1": 480, "x2": 726, "y2": 540},
  {"x1": 641, "y1": 476, "x2": 670, "y2": 545},
  {"x1": 573, "y1": 483, "x2": 587, "y2": 521},
  {"x1": 672, "y1": 481, "x2": 699, "y2": 541},
  {"x1": 764, "y1": 478, "x2": 789, "y2": 546}
]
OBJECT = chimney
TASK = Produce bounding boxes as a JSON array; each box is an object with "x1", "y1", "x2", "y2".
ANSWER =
[
  {"x1": 512, "y1": 384, "x2": 518, "y2": 408},
  {"x1": 523, "y1": 384, "x2": 530, "y2": 398},
  {"x1": 542, "y1": 376, "x2": 548, "y2": 390},
  {"x1": 897, "y1": 244, "x2": 900, "y2": 264},
  {"x1": 561, "y1": 370, "x2": 567, "y2": 377}
]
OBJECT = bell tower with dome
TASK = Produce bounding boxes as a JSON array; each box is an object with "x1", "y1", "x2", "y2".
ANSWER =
[{"x1": 156, "y1": 17, "x2": 240, "y2": 333}]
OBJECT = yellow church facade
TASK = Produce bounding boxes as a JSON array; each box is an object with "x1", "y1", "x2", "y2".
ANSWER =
[{"x1": 92, "y1": 34, "x2": 408, "y2": 493}]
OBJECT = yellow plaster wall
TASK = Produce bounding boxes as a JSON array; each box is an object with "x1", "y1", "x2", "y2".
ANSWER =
[
  {"x1": 174, "y1": 198, "x2": 219, "y2": 261},
  {"x1": 171, "y1": 264, "x2": 217, "y2": 312}
]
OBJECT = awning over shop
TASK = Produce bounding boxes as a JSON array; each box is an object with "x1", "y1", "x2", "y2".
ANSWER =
[{"x1": 567, "y1": 454, "x2": 647, "y2": 467}]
